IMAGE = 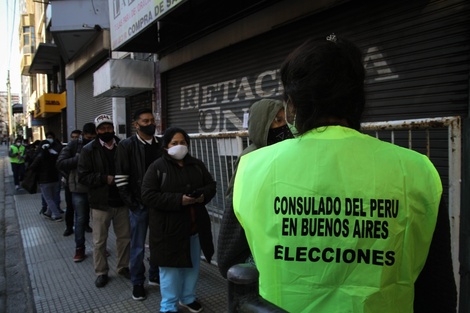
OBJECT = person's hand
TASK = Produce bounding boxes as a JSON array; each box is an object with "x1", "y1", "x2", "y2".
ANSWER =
[
  {"x1": 107, "y1": 175, "x2": 114, "y2": 185},
  {"x1": 195, "y1": 194, "x2": 204, "y2": 204},
  {"x1": 41, "y1": 143, "x2": 50, "y2": 149},
  {"x1": 182, "y1": 194, "x2": 197, "y2": 206}
]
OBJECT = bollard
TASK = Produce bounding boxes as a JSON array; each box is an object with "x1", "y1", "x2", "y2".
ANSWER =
[{"x1": 227, "y1": 263, "x2": 259, "y2": 313}]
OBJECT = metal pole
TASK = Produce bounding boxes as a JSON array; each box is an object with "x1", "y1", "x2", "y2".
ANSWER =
[{"x1": 7, "y1": 70, "x2": 13, "y2": 142}]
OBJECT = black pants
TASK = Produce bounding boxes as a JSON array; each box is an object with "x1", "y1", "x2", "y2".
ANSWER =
[{"x1": 11, "y1": 163, "x2": 25, "y2": 186}]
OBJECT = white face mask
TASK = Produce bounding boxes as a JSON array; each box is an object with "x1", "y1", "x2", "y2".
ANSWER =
[
  {"x1": 167, "y1": 145, "x2": 188, "y2": 160},
  {"x1": 46, "y1": 138, "x2": 54, "y2": 144}
]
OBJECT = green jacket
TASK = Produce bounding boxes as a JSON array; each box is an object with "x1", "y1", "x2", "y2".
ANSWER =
[
  {"x1": 9, "y1": 145, "x2": 25, "y2": 164},
  {"x1": 233, "y1": 126, "x2": 442, "y2": 313}
]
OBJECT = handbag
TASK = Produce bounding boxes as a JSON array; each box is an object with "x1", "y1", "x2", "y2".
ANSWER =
[{"x1": 21, "y1": 167, "x2": 38, "y2": 194}]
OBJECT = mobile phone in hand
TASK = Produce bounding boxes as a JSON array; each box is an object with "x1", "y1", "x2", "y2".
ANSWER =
[{"x1": 187, "y1": 190, "x2": 203, "y2": 198}]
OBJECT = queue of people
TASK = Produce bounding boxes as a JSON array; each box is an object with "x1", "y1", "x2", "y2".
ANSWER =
[{"x1": 8, "y1": 33, "x2": 457, "y2": 313}]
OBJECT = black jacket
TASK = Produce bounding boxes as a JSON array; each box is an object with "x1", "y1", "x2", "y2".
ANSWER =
[
  {"x1": 77, "y1": 136, "x2": 122, "y2": 210},
  {"x1": 115, "y1": 134, "x2": 162, "y2": 210},
  {"x1": 141, "y1": 153, "x2": 216, "y2": 267},
  {"x1": 56, "y1": 138, "x2": 88, "y2": 193},
  {"x1": 29, "y1": 140, "x2": 63, "y2": 184}
]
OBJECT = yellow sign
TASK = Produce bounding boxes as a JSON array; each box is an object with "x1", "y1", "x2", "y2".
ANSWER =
[{"x1": 35, "y1": 92, "x2": 66, "y2": 118}]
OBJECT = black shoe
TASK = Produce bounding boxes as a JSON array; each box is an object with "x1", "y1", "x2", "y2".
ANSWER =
[
  {"x1": 132, "y1": 284, "x2": 147, "y2": 301},
  {"x1": 51, "y1": 216, "x2": 63, "y2": 222},
  {"x1": 40, "y1": 212, "x2": 52, "y2": 220},
  {"x1": 63, "y1": 228, "x2": 74, "y2": 236},
  {"x1": 118, "y1": 267, "x2": 131, "y2": 279},
  {"x1": 179, "y1": 301, "x2": 203, "y2": 313},
  {"x1": 85, "y1": 225, "x2": 93, "y2": 233},
  {"x1": 58, "y1": 208, "x2": 65, "y2": 214},
  {"x1": 149, "y1": 275, "x2": 160, "y2": 286},
  {"x1": 95, "y1": 274, "x2": 108, "y2": 288}
]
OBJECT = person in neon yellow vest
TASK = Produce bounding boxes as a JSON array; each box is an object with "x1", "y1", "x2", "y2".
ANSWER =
[
  {"x1": 233, "y1": 35, "x2": 456, "y2": 313},
  {"x1": 9, "y1": 137, "x2": 26, "y2": 190}
]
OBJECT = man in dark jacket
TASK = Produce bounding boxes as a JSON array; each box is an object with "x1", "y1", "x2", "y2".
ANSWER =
[
  {"x1": 57, "y1": 123, "x2": 96, "y2": 262},
  {"x1": 60, "y1": 129, "x2": 82, "y2": 236},
  {"x1": 29, "y1": 132, "x2": 63, "y2": 221},
  {"x1": 115, "y1": 108, "x2": 162, "y2": 301},
  {"x1": 78, "y1": 114, "x2": 130, "y2": 288}
]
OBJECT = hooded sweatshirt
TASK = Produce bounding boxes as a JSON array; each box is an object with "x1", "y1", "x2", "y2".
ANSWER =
[{"x1": 217, "y1": 98, "x2": 285, "y2": 278}]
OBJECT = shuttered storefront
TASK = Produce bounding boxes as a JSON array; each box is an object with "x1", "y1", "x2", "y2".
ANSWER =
[
  {"x1": 165, "y1": 0, "x2": 468, "y2": 129},
  {"x1": 75, "y1": 63, "x2": 113, "y2": 129},
  {"x1": 163, "y1": 0, "x2": 468, "y2": 205}
]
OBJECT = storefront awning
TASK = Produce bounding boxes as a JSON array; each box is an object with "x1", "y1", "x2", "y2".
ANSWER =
[
  {"x1": 12, "y1": 103, "x2": 24, "y2": 115},
  {"x1": 34, "y1": 92, "x2": 67, "y2": 118},
  {"x1": 29, "y1": 43, "x2": 61, "y2": 75},
  {"x1": 93, "y1": 59, "x2": 155, "y2": 97}
]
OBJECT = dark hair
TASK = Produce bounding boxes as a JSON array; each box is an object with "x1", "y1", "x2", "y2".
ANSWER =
[
  {"x1": 280, "y1": 35, "x2": 365, "y2": 133},
  {"x1": 133, "y1": 108, "x2": 153, "y2": 121},
  {"x1": 71, "y1": 129, "x2": 82, "y2": 135},
  {"x1": 162, "y1": 127, "x2": 190, "y2": 148},
  {"x1": 82, "y1": 122, "x2": 96, "y2": 135},
  {"x1": 14, "y1": 137, "x2": 22, "y2": 143},
  {"x1": 45, "y1": 131, "x2": 56, "y2": 138}
]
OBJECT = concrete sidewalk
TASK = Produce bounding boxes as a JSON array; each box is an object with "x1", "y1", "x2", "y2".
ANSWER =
[{"x1": 0, "y1": 146, "x2": 228, "y2": 313}]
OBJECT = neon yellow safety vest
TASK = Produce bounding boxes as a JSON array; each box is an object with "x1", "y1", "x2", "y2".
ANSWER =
[
  {"x1": 9, "y1": 145, "x2": 26, "y2": 164},
  {"x1": 233, "y1": 126, "x2": 442, "y2": 313}
]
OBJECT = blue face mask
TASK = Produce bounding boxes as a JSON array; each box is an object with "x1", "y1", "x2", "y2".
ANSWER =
[{"x1": 46, "y1": 138, "x2": 54, "y2": 144}]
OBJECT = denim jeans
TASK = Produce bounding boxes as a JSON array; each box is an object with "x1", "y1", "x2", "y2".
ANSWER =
[
  {"x1": 130, "y1": 204, "x2": 159, "y2": 285},
  {"x1": 40, "y1": 181, "x2": 62, "y2": 219},
  {"x1": 42, "y1": 184, "x2": 60, "y2": 210},
  {"x1": 159, "y1": 234, "x2": 201, "y2": 312},
  {"x1": 72, "y1": 192, "x2": 90, "y2": 248}
]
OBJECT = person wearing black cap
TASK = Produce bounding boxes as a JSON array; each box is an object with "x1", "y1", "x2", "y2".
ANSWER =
[{"x1": 78, "y1": 114, "x2": 131, "y2": 288}]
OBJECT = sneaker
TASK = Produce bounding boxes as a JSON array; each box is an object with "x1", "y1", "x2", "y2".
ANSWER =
[
  {"x1": 95, "y1": 274, "x2": 108, "y2": 288},
  {"x1": 73, "y1": 247, "x2": 86, "y2": 262},
  {"x1": 41, "y1": 212, "x2": 52, "y2": 220},
  {"x1": 118, "y1": 267, "x2": 131, "y2": 279},
  {"x1": 149, "y1": 275, "x2": 160, "y2": 286},
  {"x1": 179, "y1": 301, "x2": 203, "y2": 313},
  {"x1": 63, "y1": 228, "x2": 74, "y2": 236},
  {"x1": 85, "y1": 225, "x2": 93, "y2": 233},
  {"x1": 132, "y1": 284, "x2": 147, "y2": 301}
]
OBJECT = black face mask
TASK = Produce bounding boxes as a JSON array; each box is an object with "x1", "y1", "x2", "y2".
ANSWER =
[
  {"x1": 97, "y1": 132, "x2": 115, "y2": 143},
  {"x1": 138, "y1": 124, "x2": 156, "y2": 136},
  {"x1": 267, "y1": 124, "x2": 294, "y2": 146}
]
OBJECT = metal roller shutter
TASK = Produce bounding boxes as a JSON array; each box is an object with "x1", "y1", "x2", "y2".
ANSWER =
[
  {"x1": 163, "y1": 0, "x2": 467, "y2": 210},
  {"x1": 75, "y1": 65, "x2": 113, "y2": 129},
  {"x1": 164, "y1": 0, "x2": 469, "y2": 131}
]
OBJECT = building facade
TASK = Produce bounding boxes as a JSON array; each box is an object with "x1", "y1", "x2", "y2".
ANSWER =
[{"x1": 23, "y1": 0, "x2": 470, "y2": 311}]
